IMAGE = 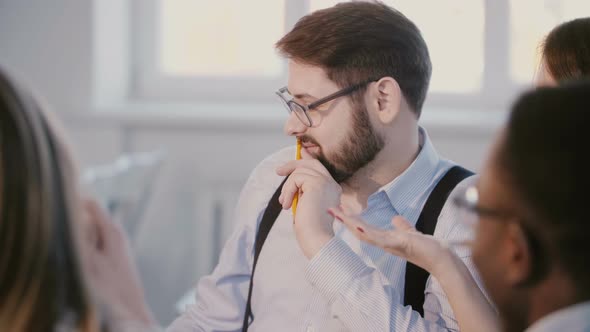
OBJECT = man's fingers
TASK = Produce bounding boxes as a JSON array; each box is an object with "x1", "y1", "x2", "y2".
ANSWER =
[
  {"x1": 278, "y1": 166, "x2": 325, "y2": 208},
  {"x1": 276, "y1": 159, "x2": 330, "y2": 178},
  {"x1": 280, "y1": 178, "x2": 298, "y2": 209},
  {"x1": 280, "y1": 173, "x2": 307, "y2": 209}
]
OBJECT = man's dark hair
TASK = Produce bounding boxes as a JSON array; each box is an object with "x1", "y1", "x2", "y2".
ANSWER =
[
  {"x1": 500, "y1": 79, "x2": 590, "y2": 291},
  {"x1": 276, "y1": 1, "x2": 432, "y2": 117}
]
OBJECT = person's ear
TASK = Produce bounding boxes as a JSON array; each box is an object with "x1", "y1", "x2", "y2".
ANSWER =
[
  {"x1": 503, "y1": 221, "x2": 533, "y2": 287},
  {"x1": 372, "y1": 77, "x2": 402, "y2": 124}
]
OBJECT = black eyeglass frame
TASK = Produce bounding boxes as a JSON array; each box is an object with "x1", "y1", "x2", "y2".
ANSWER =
[
  {"x1": 276, "y1": 78, "x2": 378, "y2": 127},
  {"x1": 452, "y1": 185, "x2": 511, "y2": 221}
]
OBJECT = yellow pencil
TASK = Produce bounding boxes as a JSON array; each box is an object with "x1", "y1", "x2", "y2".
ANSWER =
[{"x1": 292, "y1": 137, "x2": 302, "y2": 218}]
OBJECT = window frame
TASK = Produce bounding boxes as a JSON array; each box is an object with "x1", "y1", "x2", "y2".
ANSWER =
[{"x1": 131, "y1": 0, "x2": 533, "y2": 109}]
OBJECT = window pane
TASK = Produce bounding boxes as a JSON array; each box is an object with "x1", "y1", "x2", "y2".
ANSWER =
[
  {"x1": 160, "y1": 0, "x2": 285, "y2": 77},
  {"x1": 310, "y1": 0, "x2": 485, "y2": 93},
  {"x1": 510, "y1": 0, "x2": 590, "y2": 83}
]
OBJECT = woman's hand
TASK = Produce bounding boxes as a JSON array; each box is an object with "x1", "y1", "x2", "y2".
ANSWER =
[
  {"x1": 82, "y1": 199, "x2": 157, "y2": 329},
  {"x1": 328, "y1": 206, "x2": 453, "y2": 276}
]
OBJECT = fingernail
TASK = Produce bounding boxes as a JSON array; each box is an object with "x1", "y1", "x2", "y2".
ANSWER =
[
  {"x1": 356, "y1": 226, "x2": 365, "y2": 233},
  {"x1": 327, "y1": 209, "x2": 343, "y2": 222}
]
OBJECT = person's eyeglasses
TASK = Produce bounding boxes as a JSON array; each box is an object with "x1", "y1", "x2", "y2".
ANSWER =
[
  {"x1": 452, "y1": 184, "x2": 549, "y2": 281},
  {"x1": 450, "y1": 185, "x2": 515, "y2": 246},
  {"x1": 452, "y1": 186, "x2": 511, "y2": 224},
  {"x1": 275, "y1": 79, "x2": 377, "y2": 127}
]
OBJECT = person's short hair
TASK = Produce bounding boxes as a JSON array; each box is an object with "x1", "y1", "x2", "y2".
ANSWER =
[
  {"x1": 500, "y1": 79, "x2": 590, "y2": 287},
  {"x1": 542, "y1": 17, "x2": 590, "y2": 82},
  {"x1": 276, "y1": 1, "x2": 432, "y2": 117}
]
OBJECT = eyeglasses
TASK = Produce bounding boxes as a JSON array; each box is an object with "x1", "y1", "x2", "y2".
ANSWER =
[
  {"x1": 275, "y1": 79, "x2": 377, "y2": 127},
  {"x1": 451, "y1": 185, "x2": 514, "y2": 245},
  {"x1": 452, "y1": 186, "x2": 511, "y2": 224},
  {"x1": 453, "y1": 184, "x2": 549, "y2": 281}
]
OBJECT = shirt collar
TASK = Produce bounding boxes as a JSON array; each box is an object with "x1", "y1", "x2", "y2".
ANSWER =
[
  {"x1": 526, "y1": 301, "x2": 590, "y2": 332},
  {"x1": 375, "y1": 127, "x2": 441, "y2": 219}
]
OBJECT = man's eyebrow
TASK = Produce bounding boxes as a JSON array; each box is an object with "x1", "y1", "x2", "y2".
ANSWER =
[{"x1": 286, "y1": 88, "x2": 317, "y2": 101}]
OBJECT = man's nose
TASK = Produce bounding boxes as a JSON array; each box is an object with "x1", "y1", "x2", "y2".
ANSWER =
[{"x1": 284, "y1": 111, "x2": 308, "y2": 136}]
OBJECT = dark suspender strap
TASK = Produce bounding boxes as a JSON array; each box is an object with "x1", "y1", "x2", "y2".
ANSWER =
[
  {"x1": 242, "y1": 177, "x2": 288, "y2": 332},
  {"x1": 403, "y1": 165, "x2": 474, "y2": 316}
]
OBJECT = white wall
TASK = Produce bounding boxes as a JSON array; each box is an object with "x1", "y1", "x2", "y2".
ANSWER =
[
  {"x1": 0, "y1": 0, "x2": 501, "y2": 324},
  {"x1": 0, "y1": 0, "x2": 93, "y2": 114}
]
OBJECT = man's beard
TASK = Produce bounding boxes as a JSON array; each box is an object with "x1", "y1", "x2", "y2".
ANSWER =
[{"x1": 302, "y1": 103, "x2": 384, "y2": 183}]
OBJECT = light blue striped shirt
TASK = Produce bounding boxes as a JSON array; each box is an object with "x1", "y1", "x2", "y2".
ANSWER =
[{"x1": 168, "y1": 128, "x2": 482, "y2": 332}]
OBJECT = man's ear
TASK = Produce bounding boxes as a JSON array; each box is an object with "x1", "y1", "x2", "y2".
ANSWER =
[
  {"x1": 503, "y1": 221, "x2": 534, "y2": 287},
  {"x1": 372, "y1": 77, "x2": 402, "y2": 124}
]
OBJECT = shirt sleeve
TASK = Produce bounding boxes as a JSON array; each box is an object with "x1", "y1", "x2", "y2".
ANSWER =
[
  {"x1": 424, "y1": 175, "x2": 491, "y2": 329},
  {"x1": 167, "y1": 148, "x2": 290, "y2": 332},
  {"x1": 305, "y1": 176, "x2": 488, "y2": 332}
]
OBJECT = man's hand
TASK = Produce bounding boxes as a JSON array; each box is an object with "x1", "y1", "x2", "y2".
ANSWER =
[{"x1": 276, "y1": 149, "x2": 340, "y2": 259}]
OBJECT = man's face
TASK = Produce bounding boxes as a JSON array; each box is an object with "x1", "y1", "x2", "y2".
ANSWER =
[
  {"x1": 471, "y1": 136, "x2": 532, "y2": 330},
  {"x1": 283, "y1": 61, "x2": 384, "y2": 183},
  {"x1": 472, "y1": 143, "x2": 512, "y2": 307}
]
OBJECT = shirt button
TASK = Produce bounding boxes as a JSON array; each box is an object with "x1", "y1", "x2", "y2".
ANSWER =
[{"x1": 306, "y1": 325, "x2": 315, "y2": 332}]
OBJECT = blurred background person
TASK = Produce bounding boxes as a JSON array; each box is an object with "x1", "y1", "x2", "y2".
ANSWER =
[
  {"x1": 0, "y1": 66, "x2": 100, "y2": 331},
  {"x1": 535, "y1": 17, "x2": 590, "y2": 86},
  {"x1": 0, "y1": 67, "x2": 156, "y2": 331}
]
